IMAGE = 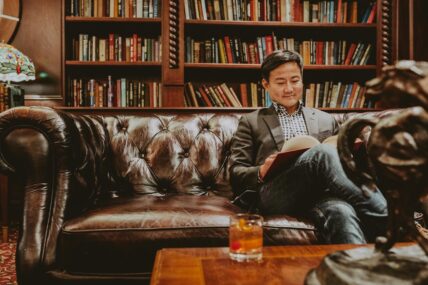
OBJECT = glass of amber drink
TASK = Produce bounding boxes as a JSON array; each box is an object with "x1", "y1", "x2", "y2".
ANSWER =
[{"x1": 229, "y1": 213, "x2": 263, "y2": 262}]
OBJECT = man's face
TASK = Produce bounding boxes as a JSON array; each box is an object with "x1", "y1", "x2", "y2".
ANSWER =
[{"x1": 262, "y1": 62, "x2": 303, "y2": 112}]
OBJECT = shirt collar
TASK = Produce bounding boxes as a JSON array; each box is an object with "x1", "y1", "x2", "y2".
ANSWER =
[{"x1": 272, "y1": 101, "x2": 303, "y2": 116}]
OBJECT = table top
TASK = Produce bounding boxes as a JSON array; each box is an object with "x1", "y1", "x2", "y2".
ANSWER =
[{"x1": 150, "y1": 244, "x2": 383, "y2": 285}]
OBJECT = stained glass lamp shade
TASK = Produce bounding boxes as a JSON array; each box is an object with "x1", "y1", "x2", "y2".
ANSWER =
[{"x1": 0, "y1": 43, "x2": 35, "y2": 82}]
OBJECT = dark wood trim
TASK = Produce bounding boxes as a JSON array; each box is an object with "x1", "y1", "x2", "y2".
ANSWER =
[
  {"x1": 61, "y1": 0, "x2": 66, "y2": 105},
  {"x1": 408, "y1": 0, "x2": 414, "y2": 59},
  {"x1": 185, "y1": 20, "x2": 377, "y2": 29},
  {"x1": 65, "y1": 61, "x2": 162, "y2": 66},
  {"x1": 379, "y1": 0, "x2": 393, "y2": 70},
  {"x1": 185, "y1": 63, "x2": 377, "y2": 70},
  {"x1": 65, "y1": 16, "x2": 161, "y2": 23},
  {"x1": 161, "y1": 0, "x2": 184, "y2": 86},
  {"x1": 413, "y1": 0, "x2": 428, "y2": 61},
  {"x1": 56, "y1": 107, "x2": 381, "y2": 114},
  {"x1": 391, "y1": 0, "x2": 399, "y2": 62},
  {"x1": 55, "y1": 106, "x2": 258, "y2": 115}
]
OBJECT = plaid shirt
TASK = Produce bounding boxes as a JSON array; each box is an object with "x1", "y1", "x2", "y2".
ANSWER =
[{"x1": 272, "y1": 101, "x2": 308, "y2": 141}]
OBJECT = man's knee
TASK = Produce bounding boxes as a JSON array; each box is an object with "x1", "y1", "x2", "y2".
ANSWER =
[
  {"x1": 313, "y1": 144, "x2": 338, "y2": 160},
  {"x1": 312, "y1": 199, "x2": 366, "y2": 244},
  {"x1": 319, "y1": 200, "x2": 359, "y2": 223}
]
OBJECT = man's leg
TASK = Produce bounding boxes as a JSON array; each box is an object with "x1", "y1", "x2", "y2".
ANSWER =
[
  {"x1": 311, "y1": 198, "x2": 366, "y2": 244},
  {"x1": 258, "y1": 144, "x2": 387, "y2": 239},
  {"x1": 296, "y1": 144, "x2": 388, "y2": 221}
]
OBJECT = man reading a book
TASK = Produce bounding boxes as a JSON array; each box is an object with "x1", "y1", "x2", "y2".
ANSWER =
[{"x1": 229, "y1": 50, "x2": 387, "y2": 243}]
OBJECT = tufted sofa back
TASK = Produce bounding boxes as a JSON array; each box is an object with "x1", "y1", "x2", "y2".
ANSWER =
[
  {"x1": 97, "y1": 111, "x2": 365, "y2": 198},
  {"x1": 102, "y1": 113, "x2": 242, "y2": 199},
  {"x1": 68, "y1": 110, "x2": 395, "y2": 201}
]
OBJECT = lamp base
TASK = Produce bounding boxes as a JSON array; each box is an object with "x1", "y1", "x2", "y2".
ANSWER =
[
  {"x1": 5, "y1": 83, "x2": 24, "y2": 107},
  {"x1": 305, "y1": 245, "x2": 428, "y2": 285}
]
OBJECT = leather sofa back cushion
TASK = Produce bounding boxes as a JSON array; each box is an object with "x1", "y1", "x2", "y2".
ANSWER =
[{"x1": 104, "y1": 114, "x2": 241, "y2": 198}]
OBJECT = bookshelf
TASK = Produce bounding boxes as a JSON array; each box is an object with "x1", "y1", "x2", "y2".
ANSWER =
[
  {"x1": 63, "y1": 1, "x2": 163, "y2": 107},
  {"x1": 61, "y1": 0, "x2": 393, "y2": 111}
]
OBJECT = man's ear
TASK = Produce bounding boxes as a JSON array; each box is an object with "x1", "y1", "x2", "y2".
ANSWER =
[{"x1": 262, "y1": 78, "x2": 269, "y2": 89}]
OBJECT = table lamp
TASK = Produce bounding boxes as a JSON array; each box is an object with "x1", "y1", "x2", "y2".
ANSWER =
[{"x1": 0, "y1": 42, "x2": 35, "y2": 109}]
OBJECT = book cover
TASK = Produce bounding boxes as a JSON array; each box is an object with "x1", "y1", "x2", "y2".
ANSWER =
[
  {"x1": 239, "y1": 83, "x2": 249, "y2": 107},
  {"x1": 263, "y1": 135, "x2": 321, "y2": 180},
  {"x1": 263, "y1": 135, "x2": 362, "y2": 181},
  {"x1": 366, "y1": 2, "x2": 377, "y2": 23},
  {"x1": 228, "y1": 85, "x2": 243, "y2": 107},
  {"x1": 215, "y1": 85, "x2": 232, "y2": 107},
  {"x1": 344, "y1": 43, "x2": 357, "y2": 65},
  {"x1": 203, "y1": 84, "x2": 221, "y2": 106},
  {"x1": 196, "y1": 85, "x2": 212, "y2": 107}
]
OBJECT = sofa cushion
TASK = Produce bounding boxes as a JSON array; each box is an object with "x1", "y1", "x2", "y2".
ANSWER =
[
  {"x1": 263, "y1": 215, "x2": 317, "y2": 245},
  {"x1": 60, "y1": 195, "x2": 317, "y2": 274},
  {"x1": 60, "y1": 195, "x2": 238, "y2": 273}
]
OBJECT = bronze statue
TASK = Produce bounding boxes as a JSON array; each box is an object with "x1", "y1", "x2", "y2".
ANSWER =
[{"x1": 306, "y1": 61, "x2": 428, "y2": 285}]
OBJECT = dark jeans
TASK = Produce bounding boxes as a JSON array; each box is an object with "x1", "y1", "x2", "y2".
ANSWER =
[{"x1": 258, "y1": 144, "x2": 387, "y2": 244}]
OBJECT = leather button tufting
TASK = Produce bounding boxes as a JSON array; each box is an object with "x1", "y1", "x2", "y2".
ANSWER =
[
  {"x1": 140, "y1": 153, "x2": 145, "y2": 158},
  {"x1": 184, "y1": 152, "x2": 189, "y2": 157}
]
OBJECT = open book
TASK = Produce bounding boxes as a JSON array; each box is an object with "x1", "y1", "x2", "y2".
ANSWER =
[{"x1": 263, "y1": 135, "x2": 362, "y2": 181}]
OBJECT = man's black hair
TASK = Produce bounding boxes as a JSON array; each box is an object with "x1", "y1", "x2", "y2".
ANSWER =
[{"x1": 261, "y1": 50, "x2": 304, "y2": 81}]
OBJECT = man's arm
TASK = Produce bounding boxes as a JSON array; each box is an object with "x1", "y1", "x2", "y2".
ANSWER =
[{"x1": 229, "y1": 115, "x2": 260, "y2": 196}]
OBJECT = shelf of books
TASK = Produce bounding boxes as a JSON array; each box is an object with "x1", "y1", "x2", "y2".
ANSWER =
[
  {"x1": 0, "y1": 83, "x2": 12, "y2": 112},
  {"x1": 0, "y1": 83, "x2": 25, "y2": 111},
  {"x1": 184, "y1": 0, "x2": 377, "y2": 23},
  {"x1": 61, "y1": 0, "x2": 390, "y2": 112},
  {"x1": 63, "y1": 0, "x2": 163, "y2": 108},
  {"x1": 183, "y1": 80, "x2": 373, "y2": 110},
  {"x1": 182, "y1": 0, "x2": 380, "y2": 111},
  {"x1": 68, "y1": 0, "x2": 161, "y2": 18}
]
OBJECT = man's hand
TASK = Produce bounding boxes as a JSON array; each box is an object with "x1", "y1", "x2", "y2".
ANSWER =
[{"x1": 259, "y1": 153, "x2": 278, "y2": 180}]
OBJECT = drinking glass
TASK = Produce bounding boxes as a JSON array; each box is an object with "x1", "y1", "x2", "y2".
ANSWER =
[{"x1": 229, "y1": 213, "x2": 263, "y2": 262}]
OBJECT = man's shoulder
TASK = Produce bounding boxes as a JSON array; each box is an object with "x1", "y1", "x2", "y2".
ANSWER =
[
  {"x1": 303, "y1": 106, "x2": 334, "y2": 119},
  {"x1": 241, "y1": 107, "x2": 274, "y2": 120}
]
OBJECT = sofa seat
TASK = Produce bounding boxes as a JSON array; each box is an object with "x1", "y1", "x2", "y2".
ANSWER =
[
  {"x1": 60, "y1": 195, "x2": 237, "y2": 274},
  {"x1": 60, "y1": 194, "x2": 317, "y2": 274}
]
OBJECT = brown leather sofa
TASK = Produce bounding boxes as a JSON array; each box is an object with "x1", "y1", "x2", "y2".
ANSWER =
[{"x1": 0, "y1": 106, "x2": 398, "y2": 285}]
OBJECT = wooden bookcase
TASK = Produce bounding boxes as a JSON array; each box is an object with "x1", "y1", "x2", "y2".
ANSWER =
[
  {"x1": 63, "y1": 1, "x2": 164, "y2": 107},
  {"x1": 61, "y1": 0, "x2": 394, "y2": 112}
]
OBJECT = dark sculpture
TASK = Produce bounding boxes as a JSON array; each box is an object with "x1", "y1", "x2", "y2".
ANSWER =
[{"x1": 305, "y1": 61, "x2": 428, "y2": 285}]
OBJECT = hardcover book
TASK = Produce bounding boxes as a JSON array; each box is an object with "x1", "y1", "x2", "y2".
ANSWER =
[{"x1": 263, "y1": 135, "x2": 362, "y2": 181}]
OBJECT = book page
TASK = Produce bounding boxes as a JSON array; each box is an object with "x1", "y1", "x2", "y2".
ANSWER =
[
  {"x1": 322, "y1": 135, "x2": 338, "y2": 147},
  {"x1": 281, "y1": 135, "x2": 321, "y2": 152}
]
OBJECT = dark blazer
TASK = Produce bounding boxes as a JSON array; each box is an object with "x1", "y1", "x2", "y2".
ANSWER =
[{"x1": 229, "y1": 106, "x2": 339, "y2": 196}]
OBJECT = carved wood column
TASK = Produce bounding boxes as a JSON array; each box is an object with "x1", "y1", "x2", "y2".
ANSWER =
[
  {"x1": 378, "y1": 0, "x2": 394, "y2": 74},
  {"x1": 161, "y1": 0, "x2": 185, "y2": 107}
]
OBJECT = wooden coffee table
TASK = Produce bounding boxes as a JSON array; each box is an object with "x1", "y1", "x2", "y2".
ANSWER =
[{"x1": 150, "y1": 244, "x2": 377, "y2": 285}]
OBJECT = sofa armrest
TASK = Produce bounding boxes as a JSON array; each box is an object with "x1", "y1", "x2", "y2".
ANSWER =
[{"x1": 0, "y1": 106, "x2": 110, "y2": 284}]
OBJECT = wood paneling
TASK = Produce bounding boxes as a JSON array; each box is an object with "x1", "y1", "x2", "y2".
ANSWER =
[
  {"x1": 395, "y1": 0, "x2": 428, "y2": 61},
  {"x1": 414, "y1": 0, "x2": 428, "y2": 61},
  {"x1": 11, "y1": 0, "x2": 62, "y2": 106},
  {"x1": 0, "y1": 0, "x2": 20, "y2": 43}
]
